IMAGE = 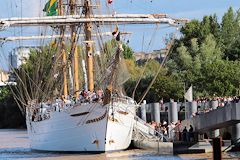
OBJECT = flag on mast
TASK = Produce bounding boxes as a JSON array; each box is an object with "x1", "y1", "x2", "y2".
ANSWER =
[
  {"x1": 184, "y1": 85, "x2": 193, "y2": 102},
  {"x1": 43, "y1": 0, "x2": 58, "y2": 16},
  {"x1": 108, "y1": 0, "x2": 113, "y2": 4}
]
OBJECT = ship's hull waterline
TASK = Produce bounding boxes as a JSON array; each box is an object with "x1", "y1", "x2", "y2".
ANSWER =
[{"x1": 26, "y1": 101, "x2": 136, "y2": 152}]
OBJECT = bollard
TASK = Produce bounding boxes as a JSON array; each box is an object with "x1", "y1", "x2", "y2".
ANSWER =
[
  {"x1": 152, "y1": 103, "x2": 160, "y2": 123},
  {"x1": 168, "y1": 102, "x2": 178, "y2": 124},
  {"x1": 232, "y1": 123, "x2": 240, "y2": 142},
  {"x1": 150, "y1": 103, "x2": 160, "y2": 123},
  {"x1": 189, "y1": 101, "x2": 197, "y2": 118},
  {"x1": 140, "y1": 100, "x2": 147, "y2": 122},
  {"x1": 232, "y1": 103, "x2": 240, "y2": 142},
  {"x1": 211, "y1": 100, "x2": 220, "y2": 137},
  {"x1": 212, "y1": 137, "x2": 222, "y2": 160}
]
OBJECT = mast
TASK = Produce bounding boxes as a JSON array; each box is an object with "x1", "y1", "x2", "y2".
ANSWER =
[
  {"x1": 59, "y1": 0, "x2": 68, "y2": 98},
  {"x1": 70, "y1": 0, "x2": 80, "y2": 98},
  {"x1": 84, "y1": 0, "x2": 94, "y2": 92}
]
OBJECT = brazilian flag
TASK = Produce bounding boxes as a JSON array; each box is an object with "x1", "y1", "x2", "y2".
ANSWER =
[{"x1": 43, "y1": 0, "x2": 58, "y2": 16}]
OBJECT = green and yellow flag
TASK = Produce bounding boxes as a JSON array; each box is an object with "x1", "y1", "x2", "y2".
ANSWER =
[{"x1": 43, "y1": 0, "x2": 58, "y2": 16}]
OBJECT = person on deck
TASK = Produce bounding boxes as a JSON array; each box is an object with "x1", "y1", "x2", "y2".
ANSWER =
[
  {"x1": 182, "y1": 126, "x2": 188, "y2": 142},
  {"x1": 103, "y1": 85, "x2": 112, "y2": 105},
  {"x1": 189, "y1": 125, "x2": 194, "y2": 142},
  {"x1": 97, "y1": 88, "x2": 104, "y2": 102}
]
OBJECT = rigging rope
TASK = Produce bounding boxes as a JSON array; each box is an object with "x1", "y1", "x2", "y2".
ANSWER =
[
  {"x1": 131, "y1": 24, "x2": 159, "y2": 99},
  {"x1": 137, "y1": 32, "x2": 177, "y2": 104}
]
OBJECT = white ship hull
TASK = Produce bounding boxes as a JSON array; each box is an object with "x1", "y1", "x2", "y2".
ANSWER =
[{"x1": 26, "y1": 101, "x2": 136, "y2": 152}]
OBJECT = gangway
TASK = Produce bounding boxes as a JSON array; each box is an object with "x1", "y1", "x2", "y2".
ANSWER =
[
  {"x1": 181, "y1": 102, "x2": 240, "y2": 132},
  {"x1": 132, "y1": 116, "x2": 173, "y2": 154}
]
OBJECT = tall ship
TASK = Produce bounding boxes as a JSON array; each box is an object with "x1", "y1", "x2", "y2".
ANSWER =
[{"x1": 0, "y1": 0, "x2": 186, "y2": 152}]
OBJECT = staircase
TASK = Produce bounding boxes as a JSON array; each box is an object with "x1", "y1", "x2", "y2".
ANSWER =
[{"x1": 132, "y1": 116, "x2": 173, "y2": 154}]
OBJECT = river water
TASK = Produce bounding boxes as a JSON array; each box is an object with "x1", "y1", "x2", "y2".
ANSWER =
[{"x1": 0, "y1": 129, "x2": 233, "y2": 160}]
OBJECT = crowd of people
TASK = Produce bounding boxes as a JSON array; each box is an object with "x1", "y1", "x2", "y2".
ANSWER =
[
  {"x1": 149, "y1": 120, "x2": 168, "y2": 137},
  {"x1": 141, "y1": 96, "x2": 240, "y2": 142},
  {"x1": 59, "y1": 88, "x2": 105, "y2": 104},
  {"x1": 191, "y1": 96, "x2": 240, "y2": 116},
  {"x1": 196, "y1": 96, "x2": 240, "y2": 108},
  {"x1": 182, "y1": 125, "x2": 194, "y2": 142},
  {"x1": 78, "y1": 89, "x2": 104, "y2": 103},
  {"x1": 148, "y1": 120, "x2": 197, "y2": 142}
]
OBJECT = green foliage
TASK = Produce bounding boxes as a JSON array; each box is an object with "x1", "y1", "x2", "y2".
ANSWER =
[
  {"x1": 181, "y1": 20, "x2": 201, "y2": 44},
  {"x1": 151, "y1": 70, "x2": 183, "y2": 102},
  {"x1": 221, "y1": 7, "x2": 237, "y2": 52},
  {"x1": 0, "y1": 86, "x2": 11, "y2": 102},
  {"x1": 144, "y1": 59, "x2": 161, "y2": 77},
  {"x1": 199, "y1": 34, "x2": 222, "y2": 62},
  {"x1": 15, "y1": 45, "x2": 62, "y2": 102},
  {"x1": 124, "y1": 59, "x2": 163, "y2": 102},
  {"x1": 122, "y1": 43, "x2": 134, "y2": 60},
  {"x1": 0, "y1": 86, "x2": 25, "y2": 128},
  {"x1": 125, "y1": 76, "x2": 154, "y2": 103},
  {"x1": 124, "y1": 59, "x2": 141, "y2": 80},
  {"x1": 200, "y1": 59, "x2": 240, "y2": 96},
  {"x1": 167, "y1": 7, "x2": 240, "y2": 98},
  {"x1": 102, "y1": 39, "x2": 134, "y2": 60}
]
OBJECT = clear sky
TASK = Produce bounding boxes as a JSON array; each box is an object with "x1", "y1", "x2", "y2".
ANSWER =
[{"x1": 0, "y1": 0, "x2": 240, "y2": 70}]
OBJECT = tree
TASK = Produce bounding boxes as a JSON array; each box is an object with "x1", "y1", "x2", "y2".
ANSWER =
[
  {"x1": 221, "y1": 7, "x2": 239, "y2": 60},
  {"x1": 180, "y1": 20, "x2": 201, "y2": 46},
  {"x1": 209, "y1": 14, "x2": 221, "y2": 40},
  {"x1": 14, "y1": 45, "x2": 63, "y2": 107},
  {"x1": 168, "y1": 7, "x2": 240, "y2": 98},
  {"x1": 199, "y1": 34, "x2": 222, "y2": 62},
  {"x1": 202, "y1": 60, "x2": 240, "y2": 96},
  {"x1": 122, "y1": 43, "x2": 134, "y2": 60},
  {"x1": 0, "y1": 86, "x2": 11, "y2": 102},
  {"x1": 0, "y1": 86, "x2": 25, "y2": 128},
  {"x1": 152, "y1": 73, "x2": 183, "y2": 102},
  {"x1": 199, "y1": 16, "x2": 211, "y2": 41}
]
